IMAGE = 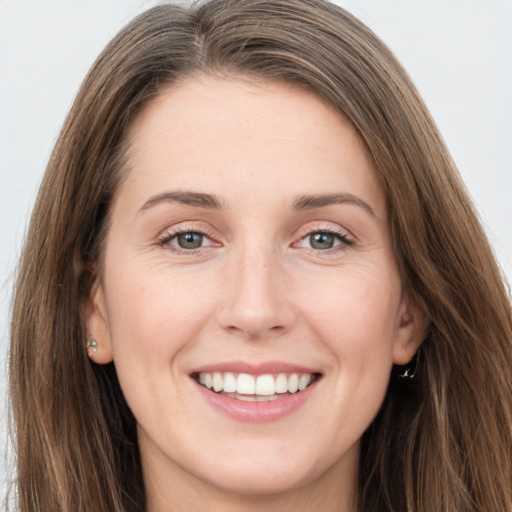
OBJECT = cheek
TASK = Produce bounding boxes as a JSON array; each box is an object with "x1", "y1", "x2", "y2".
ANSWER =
[
  {"x1": 298, "y1": 265, "x2": 401, "y2": 351},
  {"x1": 102, "y1": 264, "x2": 220, "y2": 430},
  {"x1": 104, "y1": 263, "x2": 216, "y2": 369},
  {"x1": 286, "y1": 266, "x2": 401, "y2": 459},
  {"x1": 297, "y1": 264, "x2": 400, "y2": 405}
]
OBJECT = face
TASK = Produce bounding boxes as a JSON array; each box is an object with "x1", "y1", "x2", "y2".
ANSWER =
[{"x1": 86, "y1": 76, "x2": 423, "y2": 507}]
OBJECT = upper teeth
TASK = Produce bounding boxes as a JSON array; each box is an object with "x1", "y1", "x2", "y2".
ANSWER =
[{"x1": 198, "y1": 372, "x2": 314, "y2": 395}]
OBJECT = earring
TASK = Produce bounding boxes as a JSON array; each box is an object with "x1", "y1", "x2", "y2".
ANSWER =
[
  {"x1": 86, "y1": 338, "x2": 98, "y2": 354},
  {"x1": 398, "y1": 353, "x2": 418, "y2": 379},
  {"x1": 398, "y1": 365, "x2": 416, "y2": 379}
]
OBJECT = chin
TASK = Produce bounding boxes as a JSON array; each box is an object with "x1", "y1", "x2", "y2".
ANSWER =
[{"x1": 200, "y1": 460, "x2": 318, "y2": 497}]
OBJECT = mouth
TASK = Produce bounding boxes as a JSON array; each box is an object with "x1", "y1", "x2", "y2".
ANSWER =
[{"x1": 192, "y1": 371, "x2": 321, "y2": 401}]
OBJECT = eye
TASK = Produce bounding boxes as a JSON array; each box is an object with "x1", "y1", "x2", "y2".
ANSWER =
[
  {"x1": 297, "y1": 230, "x2": 353, "y2": 251},
  {"x1": 158, "y1": 229, "x2": 218, "y2": 252},
  {"x1": 174, "y1": 232, "x2": 204, "y2": 250},
  {"x1": 309, "y1": 232, "x2": 337, "y2": 250}
]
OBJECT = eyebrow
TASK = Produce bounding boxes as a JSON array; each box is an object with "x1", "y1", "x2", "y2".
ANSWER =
[
  {"x1": 293, "y1": 193, "x2": 376, "y2": 217},
  {"x1": 138, "y1": 190, "x2": 375, "y2": 217},
  {"x1": 139, "y1": 191, "x2": 222, "y2": 213}
]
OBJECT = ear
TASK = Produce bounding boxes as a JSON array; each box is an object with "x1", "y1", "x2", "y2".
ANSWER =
[
  {"x1": 392, "y1": 289, "x2": 428, "y2": 365},
  {"x1": 83, "y1": 279, "x2": 113, "y2": 364}
]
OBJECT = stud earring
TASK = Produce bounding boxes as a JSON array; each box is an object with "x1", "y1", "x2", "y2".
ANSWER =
[{"x1": 86, "y1": 338, "x2": 98, "y2": 354}]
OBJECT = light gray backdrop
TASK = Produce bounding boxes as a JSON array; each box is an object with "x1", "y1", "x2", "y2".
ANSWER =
[{"x1": 1, "y1": 0, "x2": 511, "y2": 499}]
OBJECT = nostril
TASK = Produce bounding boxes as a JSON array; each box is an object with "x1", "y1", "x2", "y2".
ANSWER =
[{"x1": 225, "y1": 323, "x2": 288, "y2": 339}]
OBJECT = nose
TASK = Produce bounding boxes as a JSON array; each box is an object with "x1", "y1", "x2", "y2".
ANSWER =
[{"x1": 217, "y1": 247, "x2": 296, "y2": 339}]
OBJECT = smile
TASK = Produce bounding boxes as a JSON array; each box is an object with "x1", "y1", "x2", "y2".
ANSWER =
[{"x1": 196, "y1": 372, "x2": 318, "y2": 401}]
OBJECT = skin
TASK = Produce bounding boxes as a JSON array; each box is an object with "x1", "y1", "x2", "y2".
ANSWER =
[{"x1": 85, "y1": 76, "x2": 425, "y2": 512}]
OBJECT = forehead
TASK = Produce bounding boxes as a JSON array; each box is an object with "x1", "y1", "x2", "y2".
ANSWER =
[{"x1": 117, "y1": 75, "x2": 385, "y2": 216}]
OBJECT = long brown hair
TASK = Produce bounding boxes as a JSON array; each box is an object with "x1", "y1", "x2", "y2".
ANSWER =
[{"x1": 9, "y1": 1, "x2": 512, "y2": 510}]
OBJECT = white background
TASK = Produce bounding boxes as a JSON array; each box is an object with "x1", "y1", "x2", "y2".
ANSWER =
[{"x1": 1, "y1": 0, "x2": 511, "y2": 498}]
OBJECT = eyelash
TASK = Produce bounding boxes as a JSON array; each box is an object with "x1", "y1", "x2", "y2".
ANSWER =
[
  {"x1": 157, "y1": 226, "x2": 219, "y2": 254},
  {"x1": 295, "y1": 227, "x2": 354, "y2": 252},
  {"x1": 156, "y1": 226, "x2": 354, "y2": 254}
]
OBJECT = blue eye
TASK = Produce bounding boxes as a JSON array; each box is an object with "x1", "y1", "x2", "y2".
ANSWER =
[
  {"x1": 299, "y1": 230, "x2": 352, "y2": 250},
  {"x1": 309, "y1": 232, "x2": 337, "y2": 249},
  {"x1": 175, "y1": 232, "x2": 204, "y2": 249},
  {"x1": 159, "y1": 230, "x2": 209, "y2": 251}
]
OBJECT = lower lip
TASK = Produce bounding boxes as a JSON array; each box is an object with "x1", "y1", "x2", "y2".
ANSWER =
[{"x1": 194, "y1": 379, "x2": 319, "y2": 423}]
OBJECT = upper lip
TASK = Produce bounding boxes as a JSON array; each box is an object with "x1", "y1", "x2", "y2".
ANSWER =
[{"x1": 190, "y1": 360, "x2": 321, "y2": 376}]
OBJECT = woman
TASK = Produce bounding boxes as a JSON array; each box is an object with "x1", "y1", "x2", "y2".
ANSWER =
[{"x1": 9, "y1": 0, "x2": 512, "y2": 511}]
